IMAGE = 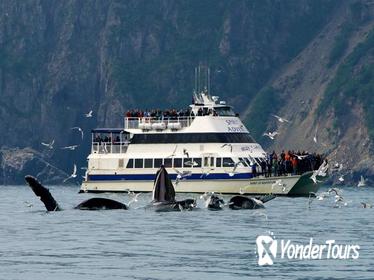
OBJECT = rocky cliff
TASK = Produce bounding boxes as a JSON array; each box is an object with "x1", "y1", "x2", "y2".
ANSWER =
[{"x1": 0, "y1": 0, "x2": 373, "y2": 184}]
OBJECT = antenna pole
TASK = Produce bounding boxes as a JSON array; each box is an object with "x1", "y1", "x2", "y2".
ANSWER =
[{"x1": 208, "y1": 67, "x2": 210, "y2": 95}]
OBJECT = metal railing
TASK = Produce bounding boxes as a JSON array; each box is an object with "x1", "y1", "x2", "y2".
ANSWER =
[
  {"x1": 91, "y1": 142, "x2": 129, "y2": 154},
  {"x1": 124, "y1": 116, "x2": 195, "y2": 130}
]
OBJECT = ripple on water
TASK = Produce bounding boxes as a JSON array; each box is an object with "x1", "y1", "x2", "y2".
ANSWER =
[{"x1": 0, "y1": 185, "x2": 373, "y2": 280}]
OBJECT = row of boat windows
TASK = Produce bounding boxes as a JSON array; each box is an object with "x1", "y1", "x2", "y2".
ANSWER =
[
  {"x1": 124, "y1": 157, "x2": 236, "y2": 169},
  {"x1": 131, "y1": 133, "x2": 255, "y2": 144}
]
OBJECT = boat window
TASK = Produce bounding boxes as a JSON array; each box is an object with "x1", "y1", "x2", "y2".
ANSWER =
[
  {"x1": 203, "y1": 157, "x2": 209, "y2": 167},
  {"x1": 194, "y1": 158, "x2": 202, "y2": 168},
  {"x1": 135, "y1": 159, "x2": 143, "y2": 168},
  {"x1": 223, "y1": 157, "x2": 234, "y2": 167},
  {"x1": 131, "y1": 133, "x2": 255, "y2": 144},
  {"x1": 244, "y1": 158, "x2": 252, "y2": 166},
  {"x1": 214, "y1": 106, "x2": 236, "y2": 116},
  {"x1": 126, "y1": 159, "x2": 134, "y2": 168},
  {"x1": 254, "y1": 158, "x2": 262, "y2": 165},
  {"x1": 144, "y1": 158, "x2": 153, "y2": 168},
  {"x1": 173, "y1": 158, "x2": 182, "y2": 168},
  {"x1": 216, "y1": 157, "x2": 222, "y2": 167},
  {"x1": 164, "y1": 158, "x2": 172, "y2": 168},
  {"x1": 239, "y1": 157, "x2": 248, "y2": 167},
  {"x1": 154, "y1": 158, "x2": 163, "y2": 168}
]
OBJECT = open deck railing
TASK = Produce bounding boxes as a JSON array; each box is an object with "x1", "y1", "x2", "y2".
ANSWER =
[
  {"x1": 92, "y1": 142, "x2": 129, "y2": 154},
  {"x1": 124, "y1": 116, "x2": 195, "y2": 130}
]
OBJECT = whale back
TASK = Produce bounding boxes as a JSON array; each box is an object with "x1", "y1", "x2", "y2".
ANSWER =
[{"x1": 152, "y1": 166, "x2": 176, "y2": 202}]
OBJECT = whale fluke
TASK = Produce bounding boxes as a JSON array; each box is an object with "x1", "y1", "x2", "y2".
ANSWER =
[
  {"x1": 75, "y1": 198, "x2": 128, "y2": 210},
  {"x1": 25, "y1": 175, "x2": 61, "y2": 211},
  {"x1": 25, "y1": 175, "x2": 128, "y2": 211},
  {"x1": 229, "y1": 194, "x2": 275, "y2": 210}
]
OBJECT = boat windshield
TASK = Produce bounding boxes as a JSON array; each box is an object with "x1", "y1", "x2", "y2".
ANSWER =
[{"x1": 214, "y1": 106, "x2": 235, "y2": 116}]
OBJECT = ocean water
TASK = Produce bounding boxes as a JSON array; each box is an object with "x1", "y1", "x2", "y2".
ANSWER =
[{"x1": 0, "y1": 184, "x2": 373, "y2": 280}]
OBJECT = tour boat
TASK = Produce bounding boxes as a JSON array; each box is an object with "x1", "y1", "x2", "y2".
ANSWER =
[{"x1": 80, "y1": 69, "x2": 321, "y2": 196}]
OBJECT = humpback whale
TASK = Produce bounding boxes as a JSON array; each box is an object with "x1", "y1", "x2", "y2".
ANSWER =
[
  {"x1": 204, "y1": 193, "x2": 225, "y2": 210},
  {"x1": 25, "y1": 175, "x2": 128, "y2": 211},
  {"x1": 149, "y1": 166, "x2": 196, "y2": 212},
  {"x1": 229, "y1": 195, "x2": 275, "y2": 210}
]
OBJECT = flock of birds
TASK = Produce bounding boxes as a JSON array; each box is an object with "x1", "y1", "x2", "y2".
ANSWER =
[{"x1": 40, "y1": 110, "x2": 93, "y2": 183}]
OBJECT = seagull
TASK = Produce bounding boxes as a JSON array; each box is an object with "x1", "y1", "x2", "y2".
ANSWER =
[
  {"x1": 263, "y1": 131, "x2": 278, "y2": 140},
  {"x1": 357, "y1": 175, "x2": 366, "y2": 187},
  {"x1": 272, "y1": 114, "x2": 290, "y2": 123},
  {"x1": 200, "y1": 168, "x2": 214, "y2": 178},
  {"x1": 41, "y1": 139, "x2": 55, "y2": 149},
  {"x1": 71, "y1": 127, "x2": 84, "y2": 140},
  {"x1": 174, "y1": 169, "x2": 192, "y2": 184},
  {"x1": 166, "y1": 145, "x2": 178, "y2": 158},
  {"x1": 272, "y1": 179, "x2": 284, "y2": 189},
  {"x1": 313, "y1": 134, "x2": 317, "y2": 144},
  {"x1": 221, "y1": 143, "x2": 233, "y2": 153},
  {"x1": 295, "y1": 154, "x2": 308, "y2": 160},
  {"x1": 85, "y1": 110, "x2": 93, "y2": 118},
  {"x1": 63, "y1": 164, "x2": 77, "y2": 182},
  {"x1": 61, "y1": 145, "x2": 79, "y2": 150},
  {"x1": 313, "y1": 125, "x2": 318, "y2": 144},
  {"x1": 183, "y1": 148, "x2": 190, "y2": 158},
  {"x1": 361, "y1": 202, "x2": 372, "y2": 208},
  {"x1": 226, "y1": 159, "x2": 246, "y2": 176},
  {"x1": 128, "y1": 193, "x2": 141, "y2": 207},
  {"x1": 184, "y1": 160, "x2": 199, "y2": 167}
]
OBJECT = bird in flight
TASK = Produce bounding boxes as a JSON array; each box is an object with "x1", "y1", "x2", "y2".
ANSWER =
[
  {"x1": 71, "y1": 127, "x2": 84, "y2": 140},
  {"x1": 357, "y1": 175, "x2": 366, "y2": 187},
  {"x1": 61, "y1": 145, "x2": 79, "y2": 150},
  {"x1": 183, "y1": 148, "x2": 190, "y2": 158},
  {"x1": 221, "y1": 143, "x2": 233, "y2": 153},
  {"x1": 85, "y1": 110, "x2": 93, "y2": 118},
  {"x1": 63, "y1": 164, "x2": 77, "y2": 183},
  {"x1": 166, "y1": 145, "x2": 178, "y2": 158},
  {"x1": 272, "y1": 114, "x2": 290, "y2": 123},
  {"x1": 41, "y1": 139, "x2": 55, "y2": 149},
  {"x1": 263, "y1": 131, "x2": 278, "y2": 140}
]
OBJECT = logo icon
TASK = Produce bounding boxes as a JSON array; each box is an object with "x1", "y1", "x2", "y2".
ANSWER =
[{"x1": 256, "y1": 235, "x2": 277, "y2": 266}]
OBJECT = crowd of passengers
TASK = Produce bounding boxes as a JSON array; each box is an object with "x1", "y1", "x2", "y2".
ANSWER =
[
  {"x1": 94, "y1": 135, "x2": 121, "y2": 143},
  {"x1": 252, "y1": 150, "x2": 325, "y2": 177},
  {"x1": 125, "y1": 107, "x2": 220, "y2": 119}
]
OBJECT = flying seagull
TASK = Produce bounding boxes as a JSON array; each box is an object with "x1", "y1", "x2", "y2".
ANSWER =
[
  {"x1": 41, "y1": 139, "x2": 55, "y2": 150},
  {"x1": 221, "y1": 143, "x2": 233, "y2": 153},
  {"x1": 272, "y1": 114, "x2": 290, "y2": 123},
  {"x1": 61, "y1": 145, "x2": 79, "y2": 150},
  {"x1": 183, "y1": 148, "x2": 190, "y2": 159},
  {"x1": 357, "y1": 175, "x2": 366, "y2": 187},
  {"x1": 166, "y1": 145, "x2": 178, "y2": 158},
  {"x1": 71, "y1": 127, "x2": 84, "y2": 140},
  {"x1": 63, "y1": 164, "x2": 77, "y2": 183},
  {"x1": 263, "y1": 131, "x2": 278, "y2": 140},
  {"x1": 85, "y1": 110, "x2": 93, "y2": 118}
]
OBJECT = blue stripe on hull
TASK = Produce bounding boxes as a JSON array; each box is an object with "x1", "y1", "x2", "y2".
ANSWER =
[{"x1": 88, "y1": 173, "x2": 253, "y2": 181}]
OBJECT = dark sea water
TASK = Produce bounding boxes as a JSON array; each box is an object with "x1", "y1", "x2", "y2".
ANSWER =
[{"x1": 0, "y1": 184, "x2": 373, "y2": 280}]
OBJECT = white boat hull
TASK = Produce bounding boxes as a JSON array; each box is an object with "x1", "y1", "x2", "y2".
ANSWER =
[{"x1": 80, "y1": 173, "x2": 318, "y2": 196}]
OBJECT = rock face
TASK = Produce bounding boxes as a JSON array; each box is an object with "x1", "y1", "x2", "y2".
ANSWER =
[{"x1": 0, "y1": 0, "x2": 373, "y2": 184}]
